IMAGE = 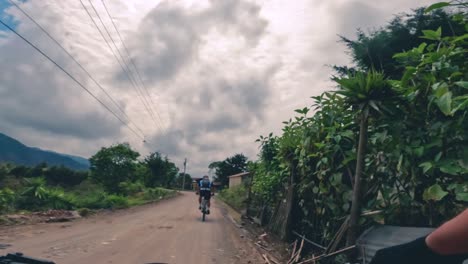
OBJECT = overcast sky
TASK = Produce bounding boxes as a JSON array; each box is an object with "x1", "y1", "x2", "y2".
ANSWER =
[{"x1": 0, "y1": 0, "x2": 438, "y2": 176}]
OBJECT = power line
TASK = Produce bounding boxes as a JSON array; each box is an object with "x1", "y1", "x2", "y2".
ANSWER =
[
  {"x1": 7, "y1": 0, "x2": 146, "y2": 137},
  {"x1": 80, "y1": 0, "x2": 161, "y2": 131},
  {"x1": 101, "y1": 0, "x2": 166, "y2": 131},
  {"x1": 79, "y1": 0, "x2": 159, "y2": 131},
  {"x1": 0, "y1": 18, "x2": 145, "y2": 141},
  {"x1": 88, "y1": 0, "x2": 163, "y2": 131}
]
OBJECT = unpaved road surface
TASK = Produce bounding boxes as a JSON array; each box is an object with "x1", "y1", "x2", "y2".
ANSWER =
[{"x1": 0, "y1": 192, "x2": 262, "y2": 264}]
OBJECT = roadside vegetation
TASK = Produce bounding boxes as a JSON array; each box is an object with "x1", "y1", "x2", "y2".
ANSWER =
[
  {"x1": 218, "y1": 184, "x2": 248, "y2": 211},
  {"x1": 211, "y1": 3, "x2": 467, "y2": 262},
  {"x1": 0, "y1": 143, "x2": 185, "y2": 218}
]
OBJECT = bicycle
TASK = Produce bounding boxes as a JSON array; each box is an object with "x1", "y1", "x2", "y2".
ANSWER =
[{"x1": 200, "y1": 196, "x2": 208, "y2": 222}]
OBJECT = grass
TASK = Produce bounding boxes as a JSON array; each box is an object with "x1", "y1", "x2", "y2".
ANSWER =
[
  {"x1": 1, "y1": 183, "x2": 178, "y2": 219},
  {"x1": 218, "y1": 184, "x2": 248, "y2": 211}
]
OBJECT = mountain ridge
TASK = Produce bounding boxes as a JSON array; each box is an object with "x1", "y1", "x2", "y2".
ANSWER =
[{"x1": 0, "y1": 132, "x2": 89, "y2": 170}]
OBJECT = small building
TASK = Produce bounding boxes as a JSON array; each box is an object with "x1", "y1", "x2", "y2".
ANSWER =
[
  {"x1": 228, "y1": 172, "x2": 251, "y2": 188},
  {"x1": 192, "y1": 177, "x2": 202, "y2": 190}
]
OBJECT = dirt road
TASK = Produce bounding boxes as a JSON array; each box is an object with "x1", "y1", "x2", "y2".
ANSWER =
[{"x1": 0, "y1": 192, "x2": 262, "y2": 264}]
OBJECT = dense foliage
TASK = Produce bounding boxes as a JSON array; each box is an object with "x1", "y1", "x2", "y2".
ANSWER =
[
  {"x1": 336, "y1": 7, "x2": 466, "y2": 79},
  {"x1": 175, "y1": 173, "x2": 193, "y2": 190},
  {"x1": 218, "y1": 184, "x2": 248, "y2": 211},
  {"x1": 209, "y1": 153, "x2": 249, "y2": 186},
  {"x1": 0, "y1": 143, "x2": 179, "y2": 215},
  {"x1": 143, "y1": 152, "x2": 179, "y2": 188},
  {"x1": 247, "y1": 4, "x2": 468, "y2": 250}
]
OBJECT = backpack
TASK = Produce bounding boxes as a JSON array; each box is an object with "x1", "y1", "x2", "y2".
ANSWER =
[{"x1": 199, "y1": 180, "x2": 211, "y2": 191}]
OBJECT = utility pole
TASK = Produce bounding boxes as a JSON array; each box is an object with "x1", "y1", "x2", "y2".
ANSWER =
[{"x1": 181, "y1": 158, "x2": 187, "y2": 190}]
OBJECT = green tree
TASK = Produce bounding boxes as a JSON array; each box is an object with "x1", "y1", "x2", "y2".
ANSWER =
[
  {"x1": 26, "y1": 162, "x2": 48, "y2": 178},
  {"x1": 247, "y1": 1, "x2": 467, "y2": 252},
  {"x1": 89, "y1": 143, "x2": 140, "y2": 193},
  {"x1": 10, "y1": 165, "x2": 30, "y2": 178},
  {"x1": 336, "y1": 8, "x2": 465, "y2": 79},
  {"x1": 0, "y1": 163, "x2": 10, "y2": 183},
  {"x1": 144, "y1": 152, "x2": 179, "y2": 188},
  {"x1": 334, "y1": 71, "x2": 396, "y2": 248},
  {"x1": 210, "y1": 154, "x2": 248, "y2": 187},
  {"x1": 43, "y1": 165, "x2": 88, "y2": 187},
  {"x1": 175, "y1": 173, "x2": 192, "y2": 190}
]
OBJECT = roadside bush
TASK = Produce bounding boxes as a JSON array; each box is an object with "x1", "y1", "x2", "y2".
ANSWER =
[
  {"x1": 43, "y1": 166, "x2": 88, "y2": 187},
  {"x1": 0, "y1": 188, "x2": 15, "y2": 214},
  {"x1": 119, "y1": 181, "x2": 145, "y2": 196},
  {"x1": 219, "y1": 184, "x2": 248, "y2": 211},
  {"x1": 104, "y1": 194, "x2": 129, "y2": 209},
  {"x1": 70, "y1": 191, "x2": 107, "y2": 209},
  {"x1": 143, "y1": 187, "x2": 172, "y2": 201},
  {"x1": 43, "y1": 188, "x2": 74, "y2": 210},
  {"x1": 16, "y1": 178, "x2": 72, "y2": 210}
]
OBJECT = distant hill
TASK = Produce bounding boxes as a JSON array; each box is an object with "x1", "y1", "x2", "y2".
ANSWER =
[
  {"x1": 33, "y1": 148, "x2": 91, "y2": 168},
  {"x1": 0, "y1": 132, "x2": 89, "y2": 170}
]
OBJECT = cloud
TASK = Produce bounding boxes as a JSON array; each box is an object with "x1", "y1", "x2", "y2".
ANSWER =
[
  {"x1": 0, "y1": 23, "x2": 122, "y2": 140},
  {"x1": 0, "y1": 0, "x2": 441, "y2": 176},
  {"x1": 121, "y1": 0, "x2": 268, "y2": 86},
  {"x1": 331, "y1": 1, "x2": 383, "y2": 38}
]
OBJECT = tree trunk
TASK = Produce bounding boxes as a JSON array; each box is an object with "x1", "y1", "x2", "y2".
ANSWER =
[{"x1": 346, "y1": 113, "x2": 368, "y2": 249}]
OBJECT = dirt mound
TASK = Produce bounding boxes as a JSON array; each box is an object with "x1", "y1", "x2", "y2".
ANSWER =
[{"x1": 2, "y1": 210, "x2": 81, "y2": 226}]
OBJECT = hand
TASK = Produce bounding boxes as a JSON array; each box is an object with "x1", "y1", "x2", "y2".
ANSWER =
[{"x1": 370, "y1": 236, "x2": 468, "y2": 264}]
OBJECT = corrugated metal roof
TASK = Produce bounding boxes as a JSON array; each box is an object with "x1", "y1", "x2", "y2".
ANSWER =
[
  {"x1": 228, "y1": 172, "x2": 250, "y2": 178},
  {"x1": 357, "y1": 225, "x2": 435, "y2": 264}
]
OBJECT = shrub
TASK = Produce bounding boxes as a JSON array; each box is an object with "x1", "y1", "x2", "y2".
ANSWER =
[
  {"x1": 0, "y1": 188, "x2": 15, "y2": 214},
  {"x1": 16, "y1": 178, "x2": 73, "y2": 210},
  {"x1": 218, "y1": 184, "x2": 248, "y2": 211},
  {"x1": 77, "y1": 208, "x2": 93, "y2": 217},
  {"x1": 143, "y1": 187, "x2": 172, "y2": 201},
  {"x1": 104, "y1": 194, "x2": 129, "y2": 209},
  {"x1": 44, "y1": 189, "x2": 74, "y2": 210},
  {"x1": 119, "y1": 181, "x2": 145, "y2": 196},
  {"x1": 70, "y1": 191, "x2": 107, "y2": 209}
]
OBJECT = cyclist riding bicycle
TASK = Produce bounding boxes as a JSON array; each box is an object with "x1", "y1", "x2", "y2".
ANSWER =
[{"x1": 196, "y1": 175, "x2": 214, "y2": 214}]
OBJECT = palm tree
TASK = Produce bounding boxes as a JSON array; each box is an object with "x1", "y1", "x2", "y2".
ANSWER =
[{"x1": 333, "y1": 71, "x2": 395, "y2": 248}]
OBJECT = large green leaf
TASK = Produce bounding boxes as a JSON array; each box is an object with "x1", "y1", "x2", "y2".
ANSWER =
[
  {"x1": 448, "y1": 183, "x2": 468, "y2": 202},
  {"x1": 436, "y1": 91, "x2": 452, "y2": 115},
  {"x1": 331, "y1": 173, "x2": 342, "y2": 187},
  {"x1": 432, "y1": 82, "x2": 448, "y2": 97},
  {"x1": 439, "y1": 162, "x2": 462, "y2": 175},
  {"x1": 456, "y1": 192, "x2": 468, "y2": 202},
  {"x1": 419, "y1": 162, "x2": 433, "y2": 173},
  {"x1": 417, "y1": 43, "x2": 427, "y2": 53},
  {"x1": 453, "y1": 34, "x2": 468, "y2": 43},
  {"x1": 425, "y1": 2, "x2": 451, "y2": 13},
  {"x1": 422, "y1": 28, "x2": 442, "y2": 40},
  {"x1": 423, "y1": 184, "x2": 448, "y2": 201},
  {"x1": 455, "y1": 81, "x2": 468, "y2": 89}
]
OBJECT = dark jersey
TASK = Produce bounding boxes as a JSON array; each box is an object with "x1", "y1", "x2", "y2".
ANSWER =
[{"x1": 199, "y1": 180, "x2": 212, "y2": 199}]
